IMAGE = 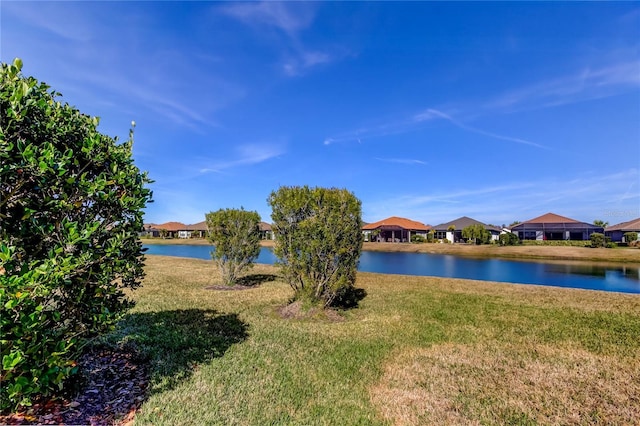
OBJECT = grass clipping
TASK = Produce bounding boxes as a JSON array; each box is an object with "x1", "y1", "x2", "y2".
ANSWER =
[{"x1": 370, "y1": 343, "x2": 640, "y2": 425}]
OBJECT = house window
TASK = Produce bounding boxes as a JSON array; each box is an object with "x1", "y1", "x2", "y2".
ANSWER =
[{"x1": 545, "y1": 232, "x2": 563, "y2": 241}]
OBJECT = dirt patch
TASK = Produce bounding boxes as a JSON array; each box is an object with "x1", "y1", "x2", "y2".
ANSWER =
[
  {"x1": 277, "y1": 301, "x2": 344, "y2": 322},
  {"x1": 370, "y1": 343, "x2": 640, "y2": 425},
  {"x1": 1, "y1": 346, "x2": 149, "y2": 425}
]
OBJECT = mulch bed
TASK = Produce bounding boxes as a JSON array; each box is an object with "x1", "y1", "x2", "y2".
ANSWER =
[{"x1": 1, "y1": 346, "x2": 149, "y2": 426}]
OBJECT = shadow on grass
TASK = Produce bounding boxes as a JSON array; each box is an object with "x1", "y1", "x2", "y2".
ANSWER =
[
  {"x1": 111, "y1": 309, "x2": 248, "y2": 394},
  {"x1": 235, "y1": 273, "x2": 278, "y2": 287},
  {"x1": 330, "y1": 287, "x2": 368, "y2": 310}
]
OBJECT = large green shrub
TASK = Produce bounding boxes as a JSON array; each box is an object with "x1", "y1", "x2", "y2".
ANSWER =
[
  {"x1": 268, "y1": 186, "x2": 363, "y2": 307},
  {"x1": 205, "y1": 208, "x2": 261, "y2": 286},
  {"x1": 499, "y1": 232, "x2": 520, "y2": 246},
  {"x1": 411, "y1": 234, "x2": 426, "y2": 243},
  {"x1": 624, "y1": 232, "x2": 638, "y2": 243},
  {"x1": 462, "y1": 224, "x2": 491, "y2": 245},
  {"x1": 590, "y1": 233, "x2": 606, "y2": 248},
  {"x1": 0, "y1": 59, "x2": 152, "y2": 409}
]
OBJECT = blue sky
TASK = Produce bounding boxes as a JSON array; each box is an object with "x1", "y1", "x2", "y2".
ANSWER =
[{"x1": 2, "y1": 1, "x2": 639, "y2": 227}]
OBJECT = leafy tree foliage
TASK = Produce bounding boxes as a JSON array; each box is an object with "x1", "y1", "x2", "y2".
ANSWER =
[
  {"x1": 410, "y1": 234, "x2": 426, "y2": 243},
  {"x1": 499, "y1": 232, "x2": 520, "y2": 246},
  {"x1": 589, "y1": 233, "x2": 606, "y2": 248},
  {"x1": 593, "y1": 219, "x2": 609, "y2": 228},
  {"x1": 205, "y1": 208, "x2": 261, "y2": 286},
  {"x1": 462, "y1": 224, "x2": 492, "y2": 245},
  {"x1": 0, "y1": 59, "x2": 152, "y2": 409},
  {"x1": 268, "y1": 186, "x2": 363, "y2": 307}
]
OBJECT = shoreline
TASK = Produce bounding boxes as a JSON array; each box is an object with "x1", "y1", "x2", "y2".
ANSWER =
[{"x1": 140, "y1": 238, "x2": 640, "y2": 264}]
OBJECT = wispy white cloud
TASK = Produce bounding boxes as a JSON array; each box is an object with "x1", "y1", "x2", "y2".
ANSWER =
[
  {"x1": 487, "y1": 61, "x2": 640, "y2": 112},
  {"x1": 219, "y1": 2, "x2": 316, "y2": 36},
  {"x1": 323, "y1": 115, "x2": 425, "y2": 146},
  {"x1": 199, "y1": 144, "x2": 284, "y2": 174},
  {"x1": 283, "y1": 51, "x2": 333, "y2": 76},
  {"x1": 363, "y1": 169, "x2": 639, "y2": 225},
  {"x1": 2, "y1": 1, "x2": 98, "y2": 42},
  {"x1": 325, "y1": 107, "x2": 545, "y2": 149},
  {"x1": 219, "y1": 1, "x2": 338, "y2": 77},
  {"x1": 4, "y1": 4, "x2": 246, "y2": 131},
  {"x1": 374, "y1": 158, "x2": 427, "y2": 165},
  {"x1": 414, "y1": 109, "x2": 548, "y2": 149}
]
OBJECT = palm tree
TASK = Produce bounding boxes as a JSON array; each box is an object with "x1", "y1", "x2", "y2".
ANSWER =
[{"x1": 593, "y1": 219, "x2": 608, "y2": 229}]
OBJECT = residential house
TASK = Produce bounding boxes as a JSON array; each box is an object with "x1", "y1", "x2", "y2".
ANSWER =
[
  {"x1": 140, "y1": 223, "x2": 160, "y2": 238},
  {"x1": 186, "y1": 221, "x2": 208, "y2": 238},
  {"x1": 605, "y1": 218, "x2": 640, "y2": 242},
  {"x1": 362, "y1": 216, "x2": 430, "y2": 243},
  {"x1": 510, "y1": 213, "x2": 602, "y2": 241},
  {"x1": 432, "y1": 216, "x2": 502, "y2": 243},
  {"x1": 154, "y1": 221, "x2": 188, "y2": 238},
  {"x1": 259, "y1": 222, "x2": 274, "y2": 240}
]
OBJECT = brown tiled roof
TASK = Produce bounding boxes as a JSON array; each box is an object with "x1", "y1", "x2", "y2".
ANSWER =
[
  {"x1": 521, "y1": 213, "x2": 581, "y2": 224},
  {"x1": 605, "y1": 218, "x2": 640, "y2": 232},
  {"x1": 259, "y1": 222, "x2": 272, "y2": 231},
  {"x1": 155, "y1": 221, "x2": 188, "y2": 231},
  {"x1": 363, "y1": 216, "x2": 430, "y2": 231}
]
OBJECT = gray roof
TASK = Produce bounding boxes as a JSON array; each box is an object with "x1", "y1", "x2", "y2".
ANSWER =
[{"x1": 432, "y1": 216, "x2": 500, "y2": 232}]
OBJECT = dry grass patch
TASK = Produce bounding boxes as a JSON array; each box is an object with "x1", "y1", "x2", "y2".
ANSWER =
[
  {"x1": 363, "y1": 242, "x2": 640, "y2": 263},
  {"x1": 371, "y1": 343, "x2": 640, "y2": 425}
]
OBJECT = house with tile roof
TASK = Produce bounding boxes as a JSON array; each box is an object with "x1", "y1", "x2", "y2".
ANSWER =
[
  {"x1": 432, "y1": 216, "x2": 502, "y2": 243},
  {"x1": 185, "y1": 221, "x2": 208, "y2": 238},
  {"x1": 362, "y1": 216, "x2": 430, "y2": 243},
  {"x1": 259, "y1": 222, "x2": 275, "y2": 240},
  {"x1": 510, "y1": 213, "x2": 603, "y2": 241},
  {"x1": 152, "y1": 221, "x2": 188, "y2": 238},
  {"x1": 605, "y1": 218, "x2": 640, "y2": 242}
]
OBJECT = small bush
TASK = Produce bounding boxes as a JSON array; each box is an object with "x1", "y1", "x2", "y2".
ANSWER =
[
  {"x1": 590, "y1": 233, "x2": 606, "y2": 248},
  {"x1": 499, "y1": 232, "x2": 520, "y2": 246},
  {"x1": 205, "y1": 208, "x2": 261, "y2": 286},
  {"x1": 462, "y1": 224, "x2": 491, "y2": 245},
  {"x1": 411, "y1": 234, "x2": 426, "y2": 243},
  {"x1": 624, "y1": 232, "x2": 638, "y2": 243}
]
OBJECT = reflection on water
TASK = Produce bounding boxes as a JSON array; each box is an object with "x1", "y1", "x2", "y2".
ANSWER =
[
  {"x1": 143, "y1": 244, "x2": 640, "y2": 294},
  {"x1": 546, "y1": 263, "x2": 639, "y2": 280}
]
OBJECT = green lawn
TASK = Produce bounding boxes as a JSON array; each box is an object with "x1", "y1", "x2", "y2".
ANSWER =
[{"x1": 107, "y1": 255, "x2": 640, "y2": 425}]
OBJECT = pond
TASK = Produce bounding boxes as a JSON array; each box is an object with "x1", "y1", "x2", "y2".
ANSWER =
[{"x1": 143, "y1": 244, "x2": 640, "y2": 294}]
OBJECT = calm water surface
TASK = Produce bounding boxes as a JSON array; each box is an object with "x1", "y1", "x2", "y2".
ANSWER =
[{"x1": 143, "y1": 244, "x2": 640, "y2": 294}]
